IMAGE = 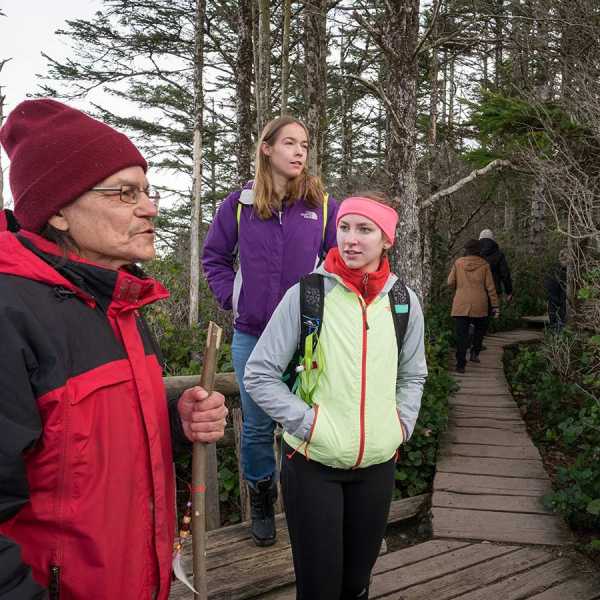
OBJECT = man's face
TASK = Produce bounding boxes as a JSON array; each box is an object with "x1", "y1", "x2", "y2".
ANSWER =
[{"x1": 48, "y1": 166, "x2": 157, "y2": 270}]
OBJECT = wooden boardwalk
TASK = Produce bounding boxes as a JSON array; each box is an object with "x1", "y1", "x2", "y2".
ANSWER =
[
  {"x1": 169, "y1": 495, "x2": 428, "y2": 600},
  {"x1": 172, "y1": 330, "x2": 600, "y2": 599},
  {"x1": 432, "y1": 329, "x2": 572, "y2": 547}
]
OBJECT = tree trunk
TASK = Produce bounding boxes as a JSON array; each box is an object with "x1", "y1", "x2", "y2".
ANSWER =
[
  {"x1": 281, "y1": 0, "x2": 291, "y2": 115},
  {"x1": 189, "y1": 0, "x2": 205, "y2": 329},
  {"x1": 383, "y1": 1, "x2": 423, "y2": 300},
  {"x1": 493, "y1": 0, "x2": 504, "y2": 89},
  {"x1": 510, "y1": 0, "x2": 529, "y2": 92},
  {"x1": 529, "y1": 179, "x2": 545, "y2": 252},
  {"x1": 304, "y1": 0, "x2": 328, "y2": 177},
  {"x1": 236, "y1": 0, "x2": 254, "y2": 185},
  {"x1": 447, "y1": 56, "x2": 455, "y2": 142},
  {"x1": 504, "y1": 201, "x2": 515, "y2": 232},
  {"x1": 256, "y1": 0, "x2": 271, "y2": 134},
  {"x1": 339, "y1": 27, "x2": 352, "y2": 180}
]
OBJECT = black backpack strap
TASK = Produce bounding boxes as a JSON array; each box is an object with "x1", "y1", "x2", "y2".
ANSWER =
[
  {"x1": 299, "y1": 272, "x2": 325, "y2": 356},
  {"x1": 388, "y1": 279, "x2": 410, "y2": 364},
  {"x1": 282, "y1": 273, "x2": 324, "y2": 390}
]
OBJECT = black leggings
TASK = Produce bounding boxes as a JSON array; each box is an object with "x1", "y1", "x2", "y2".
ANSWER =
[
  {"x1": 281, "y1": 442, "x2": 396, "y2": 600},
  {"x1": 454, "y1": 316, "x2": 488, "y2": 367}
]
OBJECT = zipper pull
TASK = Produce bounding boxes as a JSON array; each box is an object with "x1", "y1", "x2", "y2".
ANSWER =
[
  {"x1": 359, "y1": 297, "x2": 369, "y2": 330},
  {"x1": 278, "y1": 210, "x2": 282, "y2": 225},
  {"x1": 49, "y1": 565, "x2": 61, "y2": 600},
  {"x1": 361, "y1": 273, "x2": 369, "y2": 297}
]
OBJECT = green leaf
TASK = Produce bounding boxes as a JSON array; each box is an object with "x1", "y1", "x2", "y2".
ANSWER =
[{"x1": 586, "y1": 499, "x2": 600, "y2": 516}]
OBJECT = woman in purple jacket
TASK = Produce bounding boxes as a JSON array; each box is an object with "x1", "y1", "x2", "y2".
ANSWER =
[{"x1": 202, "y1": 115, "x2": 337, "y2": 546}]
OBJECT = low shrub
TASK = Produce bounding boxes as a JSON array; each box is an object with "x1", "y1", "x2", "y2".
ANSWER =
[{"x1": 505, "y1": 331, "x2": 600, "y2": 557}]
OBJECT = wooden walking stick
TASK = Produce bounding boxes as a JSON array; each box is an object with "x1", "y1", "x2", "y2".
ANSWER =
[{"x1": 192, "y1": 321, "x2": 223, "y2": 599}]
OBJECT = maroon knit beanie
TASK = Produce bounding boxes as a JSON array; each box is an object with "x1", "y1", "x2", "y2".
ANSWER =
[{"x1": 0, "y1": 99, "x2": 147, "y2": 232}]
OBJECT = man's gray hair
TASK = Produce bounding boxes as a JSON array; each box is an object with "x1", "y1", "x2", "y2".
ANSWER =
[{"x1": 479, "y1": 228, "x2": 495, "y2": 240}]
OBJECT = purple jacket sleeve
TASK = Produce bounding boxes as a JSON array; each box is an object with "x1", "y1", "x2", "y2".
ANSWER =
[
  {"x1": 324, "y1": 196, "x2": 339, "y2": 252},
  {"x1": 201, "y1": 191, "x2": 241, "y2": 311}
]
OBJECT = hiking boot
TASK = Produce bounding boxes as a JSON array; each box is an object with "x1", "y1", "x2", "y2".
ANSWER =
[
  {"x1": 248, "y1": 478, "x2": 277, "y2": 547},
  {"x1": 469, "y1": 351, "x2": 480, "y2": 363},
  {"x1": 456, "y1": 365, "x2": 466, "y2": 374}
]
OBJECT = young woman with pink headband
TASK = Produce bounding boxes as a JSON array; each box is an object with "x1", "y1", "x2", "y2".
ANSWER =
[{"x1": 245, "y1": 194, "x2": 427, "y2": 599}]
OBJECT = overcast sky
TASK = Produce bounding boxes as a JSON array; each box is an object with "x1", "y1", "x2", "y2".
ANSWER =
[{"x1": 1, "y1": 0, "x2": 105, "y2": 206}]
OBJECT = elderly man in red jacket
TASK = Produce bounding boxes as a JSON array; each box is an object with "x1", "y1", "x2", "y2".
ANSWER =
[{"x1": 0, "y1": 99, "x2": 227, "y2": 600}]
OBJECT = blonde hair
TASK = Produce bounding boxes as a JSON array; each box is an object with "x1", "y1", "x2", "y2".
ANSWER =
[{"x1": 253, "y1": 116, "x2": 325, "y2": 219}]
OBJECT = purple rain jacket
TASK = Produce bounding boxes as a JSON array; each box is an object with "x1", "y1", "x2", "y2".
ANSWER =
[{"x1": 202, "y1": 187, "x2": 338, "y2": 337}]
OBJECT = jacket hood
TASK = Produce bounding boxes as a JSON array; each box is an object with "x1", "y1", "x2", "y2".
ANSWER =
[
  {"x1": 0, "y1": 231, "x2": 169, "y2": 311},
  {"x1": 479, "y1": 238, "x2": 502, "y2": 265},
  {"x1": 458, "y1": 255, "x2": 490, "y2": 272}
]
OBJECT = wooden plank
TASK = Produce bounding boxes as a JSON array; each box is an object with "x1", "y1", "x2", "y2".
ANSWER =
[
  {"x1": 455, "y1": 558, "x2": 577, "y2": 600},
  {"x1": 377, "y1": 546, "x2": 553, "y2": 600},
  {"x1": 527, "y1": 574, "x2": 600, "y2": 600},
  {"x1": 456, "y1": 388, "x2": 515, "y2": 396},
  {"x1": 432, "y1": 491, "x2": 554, "y2": 515},
  {"x1": 434, "y1": 472, "x2": 552, "y2": 496},
  {"x1": 450, "y1": 396, "x2": 517, "y2": 408},
  {"x1": 373, "y1": 539, "x2": 471, "y2": 574},
  {"x1": 369, "y1": 543, "x2": 519, "y2": 598},
  {"x1": 454, "y1": 382, "x2": 508, "y2": 391},
  {"x1": 432, "y1": 507, "x2": 571, "y2": 545},
  {"x1": 440, "y1": 442, "x2": 541, "y2": 460},
  {"x1": 446, "y1": 427, "x2": 533, "y2": 447},
  {"x1": 437, "y1": 456, "x2": 549, "y2": 479},
  {"x1": 451, "y1": 406, "x2": 522, "y2": 420},
  {"x1": 386, "y1": 494, "x2": 429, "y2": 523},
  {"x1": 450, "y1": 418, "x2": 526, "y2": 431},
  {"x1": 170, "y1": 546, "x2": 295, "y2": 600}
]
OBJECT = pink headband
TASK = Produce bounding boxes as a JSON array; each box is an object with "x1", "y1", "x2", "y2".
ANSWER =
[{"x1": 336, "y1": 197, "x2": 398, "y2": 244}]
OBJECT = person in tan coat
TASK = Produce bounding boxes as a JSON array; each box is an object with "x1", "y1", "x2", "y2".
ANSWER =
[{"x1": 448, "y1": 239, "x2": 499, "y2": 373}]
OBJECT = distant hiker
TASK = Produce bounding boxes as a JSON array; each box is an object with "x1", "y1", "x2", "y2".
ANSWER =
[
  {"x1": 448, "y1": 239, "x2": 499, "y2": 373},
  {"x1": 544, "y1": 249, "x2": 569, "y2": 331},
  {"x1": 479, "y1": 228, "x2": 513, "y2": 303},
  {"x1": 0, "y1": 99, "x2": 227, "y2": 600},
  {"x1": 202, "y1": 115, "x2": 338, "y2": 547},
  {"x1": 244, "y1": 194, "x2": 427, "y2": 600}
]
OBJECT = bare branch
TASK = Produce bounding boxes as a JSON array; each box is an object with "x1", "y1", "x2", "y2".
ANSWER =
[
  {"x1": 420, "y1": 159, "x2": 513, "y2": 209},
  {"x1": 413, "y1": 0, "x2": 442, "y2": 59},
  {"x1": 344, "y1": 74, "x2": 403, "y2": 133}
]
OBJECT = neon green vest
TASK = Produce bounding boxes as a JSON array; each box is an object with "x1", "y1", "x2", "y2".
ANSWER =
[{"x1": 284, "y1": 282, "x2": 404, "y2": 469}]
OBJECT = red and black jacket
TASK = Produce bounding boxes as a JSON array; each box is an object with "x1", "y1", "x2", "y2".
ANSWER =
[{"x1": 0, "y1": 220, "x2": 186, "y2": 600}]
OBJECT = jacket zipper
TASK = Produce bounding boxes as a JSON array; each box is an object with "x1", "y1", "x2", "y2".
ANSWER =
[
  {"x1": 278, "y1": 210, "x2": 283, "y2": 225},
  {"x1": 353, "y1": 296, "x2": 369, "y2": 467},
  {"x1": 52, "y1": 381, "x2": 73, "y2": 589},
  {"x1": 49, "y1": 565, "x2": 61, "y2": 600}
]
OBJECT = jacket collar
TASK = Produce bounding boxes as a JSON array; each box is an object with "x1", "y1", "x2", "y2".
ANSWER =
[{"x1": 0, "y1": 230, "x2": 169, "y2": 313}]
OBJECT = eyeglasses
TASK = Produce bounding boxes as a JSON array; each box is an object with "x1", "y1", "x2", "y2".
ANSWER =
[{"x1": 90, "y1": 185, "x2": 160, "y2": 210}]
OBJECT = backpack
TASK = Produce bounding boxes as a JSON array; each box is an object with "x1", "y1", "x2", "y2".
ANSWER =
[
  {"x1": 236, "y1": 192, "x2": 330, "y2": 262},
  {"x1": 283, "y1": 272, "x2": 411, "y2": 405}
]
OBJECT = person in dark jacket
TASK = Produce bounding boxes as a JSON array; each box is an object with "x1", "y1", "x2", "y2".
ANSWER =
[
  {"x1": 544, "y1": 249, "x2": 569, "y2": 331},
  {"x1": 479, "y1": 229, "x2": 513, "y2": 301},
  {"x1": 0, "y1": 99, "x2": 227, "y2": 600},
  {"x1": 478, "y1": 228, "x2": 513, "y2": 347},
  {"x1": 202, "y1": 115, "x2": 338, "y2": 546}
]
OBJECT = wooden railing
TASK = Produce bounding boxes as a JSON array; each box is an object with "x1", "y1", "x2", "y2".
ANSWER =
[{"x1": 164, "y1": 372, "x2": 248, "y2": 530}]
